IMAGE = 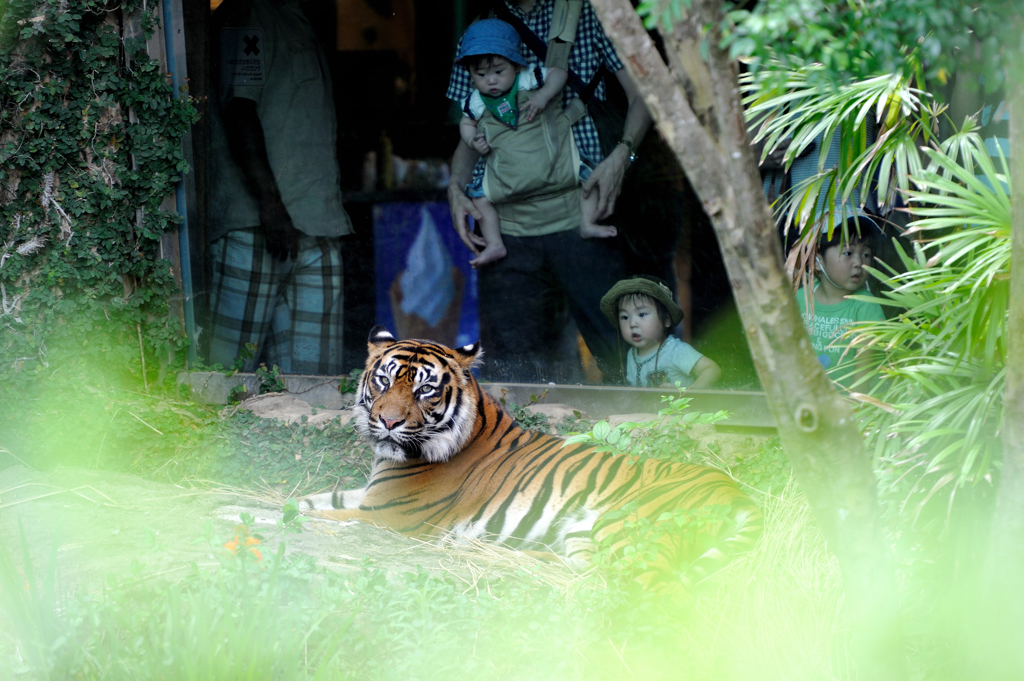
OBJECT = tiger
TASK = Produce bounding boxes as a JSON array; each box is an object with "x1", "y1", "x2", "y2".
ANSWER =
[{"x1": 298, "y1": 327, "x2": 762, "y2": 586}]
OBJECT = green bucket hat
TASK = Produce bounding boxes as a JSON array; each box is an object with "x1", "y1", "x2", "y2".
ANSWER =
[{"x1": 600, "y1": 275, "x2": 684, "y2": 328}]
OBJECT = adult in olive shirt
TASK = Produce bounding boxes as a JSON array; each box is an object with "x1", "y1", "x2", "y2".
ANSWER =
[{"x1": 208, "y1": 0, "x2": 351, "y2": 374}]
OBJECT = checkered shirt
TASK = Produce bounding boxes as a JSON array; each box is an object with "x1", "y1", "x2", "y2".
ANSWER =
[{"x1": 447, "y1": 0, "x2": 625, "y2": 180}]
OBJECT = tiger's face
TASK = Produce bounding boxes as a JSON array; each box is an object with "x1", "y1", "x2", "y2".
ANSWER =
[{"x1": 353, "y1": 327, "x2": 482, "y2": 463}]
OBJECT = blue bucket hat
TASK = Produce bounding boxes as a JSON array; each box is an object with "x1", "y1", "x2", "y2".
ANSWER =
[{"x1": 456, "y1": 19, "x2": 527, "y2": 67}]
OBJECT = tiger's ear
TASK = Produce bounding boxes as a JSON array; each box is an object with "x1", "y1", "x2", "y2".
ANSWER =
[
  {"x1": 368, "y1": 326, "x2": 396, "y2": 349},
  {"x1": 453, "y1": 341, "x2": 483, "y2": 371}
]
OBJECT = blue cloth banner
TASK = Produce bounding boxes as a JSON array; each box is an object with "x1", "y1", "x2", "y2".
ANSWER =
[{"x1": 373, "y1": 201, "x2": 479, "y2": 348}]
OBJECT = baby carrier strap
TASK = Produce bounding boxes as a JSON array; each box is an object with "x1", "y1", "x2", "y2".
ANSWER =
[
  {"x1": 492, "y1": 0, "x2": 605, "y2": 102},
  {"x1": 562, "y1": 97, "x2": 587, "y2": 126},
  {"x1": 545, "y1": 0, "x2": 582, "y2": 71}
]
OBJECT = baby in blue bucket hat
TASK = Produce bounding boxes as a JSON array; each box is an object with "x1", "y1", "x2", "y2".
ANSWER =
[{"x1": 455, "y1": 19, "x2": 617, "y2": 268}]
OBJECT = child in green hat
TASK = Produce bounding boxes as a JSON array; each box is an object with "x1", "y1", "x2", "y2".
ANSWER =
[{"x1": 600, "y1": 275, "x2": 721, "y2": 389}]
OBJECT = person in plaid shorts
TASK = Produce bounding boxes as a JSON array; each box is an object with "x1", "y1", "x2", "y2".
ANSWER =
[
  {"x1": 207, "y1": 0, "x2": 352, "y2": 375},
  {"x1": 446, "y1": 0, "x2": 651, "y2": 384}
]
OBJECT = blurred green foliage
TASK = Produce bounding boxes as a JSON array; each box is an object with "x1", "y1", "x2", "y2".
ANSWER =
[
  {"x1": 724, "y1": 0, "x2": 1018, "y2": 92},
  {"x1": 0, "y1": 358, "x2": 370, "y2": 497}
]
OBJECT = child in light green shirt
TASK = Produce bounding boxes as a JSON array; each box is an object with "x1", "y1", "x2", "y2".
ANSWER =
[{"x1": 600, "y1": 276, "x2": 721, "y2": 389}]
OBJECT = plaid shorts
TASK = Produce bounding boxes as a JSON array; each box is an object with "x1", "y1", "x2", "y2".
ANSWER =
[{"x1": 208, "y1": 228, "x2": 344, "y2": 375}]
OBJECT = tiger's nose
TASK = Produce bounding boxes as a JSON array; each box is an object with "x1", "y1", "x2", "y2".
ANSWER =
[{"x1": 381, "y1": 416, "x2": 403, "y2": 430}]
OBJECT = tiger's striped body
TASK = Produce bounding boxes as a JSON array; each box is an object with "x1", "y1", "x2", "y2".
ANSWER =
[{"x1": 299, "y1": 328, "x2": 762, "y2": 580}]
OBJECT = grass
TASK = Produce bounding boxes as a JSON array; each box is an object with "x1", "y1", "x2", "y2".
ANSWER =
[
  {"x1": 0, "y1": 365, "x2": 857, "y2": 680},
  {"x1": 0, "y1": 476, "x2": 860, "y2": 681},
  {"x1": 0, "y1": 363, "x2": 964, "y2": 680},
  {"x1": 0, "y1": 365, "x2": 372, "y2": 498}
]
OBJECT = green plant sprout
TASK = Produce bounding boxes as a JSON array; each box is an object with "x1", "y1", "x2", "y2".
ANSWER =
[{"x1": 563, "y1": 394, "x2": 729, "y2": 466}]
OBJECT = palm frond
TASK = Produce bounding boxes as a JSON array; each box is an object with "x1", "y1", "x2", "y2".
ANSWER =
[
  {"x1": 742, "y1": 63, "x2": 928, "y2": 234},
  {"x1": 841, "y1": 135, "x2": 1009, "y2": 516}
]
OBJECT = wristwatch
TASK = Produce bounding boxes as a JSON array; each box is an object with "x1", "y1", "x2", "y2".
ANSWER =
[{"x1": 617, "y1": 137, "x2": 638, "y2": 164}]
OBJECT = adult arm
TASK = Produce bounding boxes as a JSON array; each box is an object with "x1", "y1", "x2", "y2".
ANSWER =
[
  {"x1": 447, "y1": 138, "x2": 487, "y2": 254},
  {"x1": 222, "y1": 97, "x2": 298, "y2": 262},
  {"x1": 581, "y1": 67, "x2": 652, "y2": 219}
]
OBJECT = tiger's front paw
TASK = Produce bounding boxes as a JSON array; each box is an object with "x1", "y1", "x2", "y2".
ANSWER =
[
  {"x1": 297, "y1": 487, "x2": 366, "y2": 513},
  {"x1": 296, "y1": 492, "x2": 337, "y2": 512}
]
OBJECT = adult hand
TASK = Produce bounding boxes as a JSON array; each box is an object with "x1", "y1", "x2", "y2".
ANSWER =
[
  {"x1": 260, "y1": 197, "x2": 299, "y2": 262},
  {"x1": 581, "y1": 144, "x2": 630, "y2": 220},
  {"x1": 447, "y1": 183, "x2": 486, "y2": 254}
]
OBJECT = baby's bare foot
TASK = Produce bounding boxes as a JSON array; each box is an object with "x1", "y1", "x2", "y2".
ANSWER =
[
  {"x1": 580, "y1": 224, "x2": 618, "y2": 239},
  {"x1": 470, "y1": 243, "x2": 508, "y2": 268}
]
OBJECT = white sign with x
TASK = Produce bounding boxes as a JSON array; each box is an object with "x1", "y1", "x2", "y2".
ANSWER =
[{"x1": 221, "y1": 28, "x2": 266, "y2": 87}]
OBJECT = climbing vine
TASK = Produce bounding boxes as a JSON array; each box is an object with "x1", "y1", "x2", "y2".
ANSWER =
[{"x1": 0, "y1": 0, "x2": 197, "y2": 393}]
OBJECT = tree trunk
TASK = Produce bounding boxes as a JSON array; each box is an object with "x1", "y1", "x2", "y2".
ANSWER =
[
  {"x1": 588, "y1": 0, "x2": 905, "y2": 677},
  {"x1": 981, "y1": 57, "x2": 1024, "y2": 679}
]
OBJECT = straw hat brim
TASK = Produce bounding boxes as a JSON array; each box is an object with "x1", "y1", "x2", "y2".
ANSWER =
[{"x1": 600, "y1": 278, "x2": 684, "y2": 328}]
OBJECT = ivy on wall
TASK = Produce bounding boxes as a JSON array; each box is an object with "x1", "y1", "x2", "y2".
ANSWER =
[{"x1": 0, "y1": 0, "x2": 197, "y2": 393}]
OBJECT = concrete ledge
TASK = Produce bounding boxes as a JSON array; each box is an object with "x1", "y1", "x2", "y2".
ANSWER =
[
  {"x1": 179, "y1": 372, "x2": 776, "y2": 429},
  {"x1": 482, "y1": 383, "x2": 776, "y2": 430}
]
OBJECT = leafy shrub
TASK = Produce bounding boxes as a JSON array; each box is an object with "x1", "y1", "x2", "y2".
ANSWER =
[
  {"x1": 562, "y1": 393, "x2": 786, "y2": 592},
  {"x1": 504, "y1": 399, "x2": 552, "y2": 431},
  {"x1": 0, "y1": 0, "x2": 197, "y2": 392},
  {"x1": 563, "y1": 393, "x2": 730, "y2": 466},
  {"x1": 592, "y1": 502, "x2": 737, "y2": 590},
  {"x1": 337, "y1": 368, "x2": 363, "y2": 395},
  {"x1": 729, "y1": 436, "x2": 791, "y2": 496}
]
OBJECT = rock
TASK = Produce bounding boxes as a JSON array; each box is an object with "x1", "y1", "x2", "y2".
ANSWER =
[
  {"x1": 523, "y1": 403, "x2": 587, "y2": 424},
  {"x1": 239, "y1": 393, "x2": 354, "y2": 429},
  {"x1": 607, "y1": 413, "x2": 661, "y2": 428},
  {"x1": 179, "y1": 371, "x2": 253, "y2": 404}
]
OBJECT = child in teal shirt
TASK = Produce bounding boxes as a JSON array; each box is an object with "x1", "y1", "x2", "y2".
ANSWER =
[{"x1": 797, "y1": 213, "x2": 885, "y2": 387}]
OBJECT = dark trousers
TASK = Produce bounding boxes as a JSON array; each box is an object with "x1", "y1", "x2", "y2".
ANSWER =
[{"x1": 477, "y1": 230, "x2": 627, "y2": 384}]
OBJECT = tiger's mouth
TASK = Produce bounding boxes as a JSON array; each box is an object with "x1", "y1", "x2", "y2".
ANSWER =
[
  {"x1": 353, "y1": 401, "x2": 467, "y2": 464},
  {"x1": 372, "y1": 437, "x2": 424, "y2": 462},
  {"x1": 366, "y1": 423, "x2": 426, "y2": 461}
]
